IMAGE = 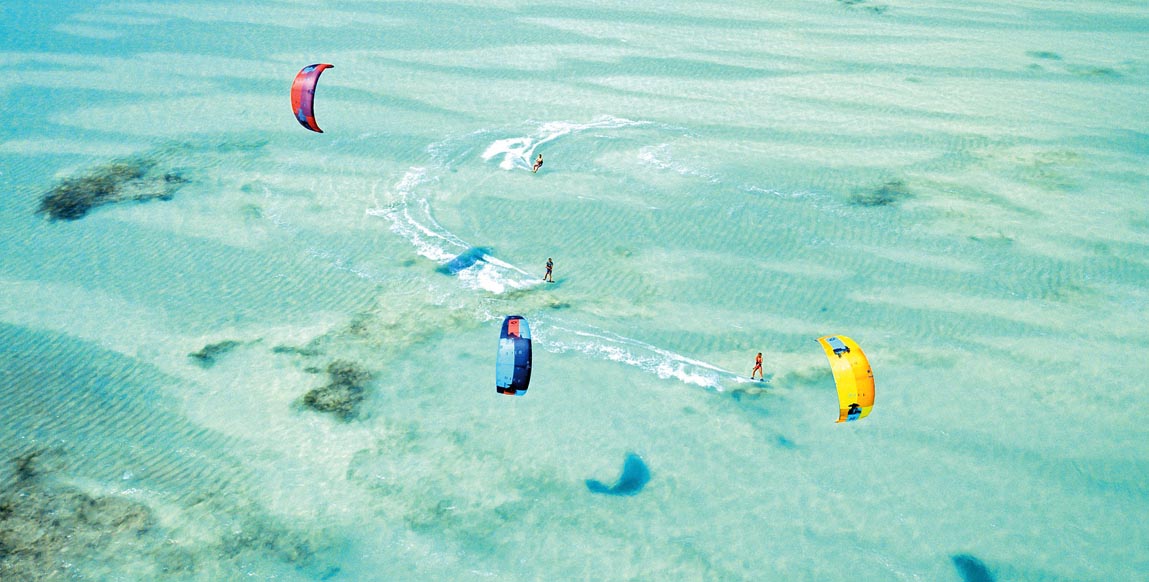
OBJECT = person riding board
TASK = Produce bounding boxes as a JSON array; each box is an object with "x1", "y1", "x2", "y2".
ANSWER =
[
  {"x1": 532, "y1": 153, "x2": 544, "y2": 173},
  {"x1": 751, "y1": 352, "x2": 764, "y2": 380},
  {"x1": 543, "y1": 258, "x2": 554, "y2": 282}
]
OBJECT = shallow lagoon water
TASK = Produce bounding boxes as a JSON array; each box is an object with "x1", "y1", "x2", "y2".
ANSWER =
[{"x1": 2, "y1": 1, "x2": 1147, "y2": 580}]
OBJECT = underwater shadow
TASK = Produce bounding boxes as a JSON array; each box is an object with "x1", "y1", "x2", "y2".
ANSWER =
[
  {"x1": 586, "y1": 452, "x2": 650, "y2": 496},
  {"x1": 437, "y1": 246, "x2": 492, "y2": 275}
]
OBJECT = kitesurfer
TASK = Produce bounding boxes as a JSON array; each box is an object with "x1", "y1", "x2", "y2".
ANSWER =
[
  {"x1": 532, "y1": 153, "x2": 544, "y2": 173},
  {"x1": 543, "y1": 258, "x2": 554, "y2": 282},
  {"x1": 751, "y1": 352, "x2": 764, "y2": 380}
]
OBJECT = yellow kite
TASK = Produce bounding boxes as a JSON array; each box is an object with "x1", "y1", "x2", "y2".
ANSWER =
[{"x1": 816, "y1": 335, "x2": 874, "y2": 423}]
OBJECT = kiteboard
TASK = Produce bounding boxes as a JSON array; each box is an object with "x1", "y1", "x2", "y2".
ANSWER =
[
  {"x1": 496, "y1": 315, "x2": 532, "y2": 396},
  {"x1": 735, "y1": 374, "x2": 770, "y2": 384}
]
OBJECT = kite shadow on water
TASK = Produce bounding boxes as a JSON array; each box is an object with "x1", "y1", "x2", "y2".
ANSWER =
[
  {"x1": 586, "y1": 452, "x2": 650, "y2": 496},
  {"x1": 437, "y1": 246, "x2": 491, "y2": 275}
]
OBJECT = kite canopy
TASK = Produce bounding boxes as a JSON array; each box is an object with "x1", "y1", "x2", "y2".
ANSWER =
[
  {"x1": 496, "y1": 316, "x2": 532, "y2": 396},
  {"x1": 816, "y1": 335, "x2": 874, "y2": 423},
  {"x1": 290, "y1": 63, "x2": 333, "y2": 132}
]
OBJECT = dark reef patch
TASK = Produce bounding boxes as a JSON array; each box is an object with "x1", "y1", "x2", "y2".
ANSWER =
[
  {"x1": 952, "y1": 554, "x2": 996, "y2": 582},
  {"x1": 0, "y1": 449, "x2": 342, "y2": 579},
  {"x1": 1066, "y1": 64, "x2": 1120, "y2": 78},
  {"x1": 836, "y1": 0, "x2": 888, "y2": 14},
  {"x1": 189, "y1": 340, "x2": 243, "y2": 368},
  {"x1": 273, "y1": 344, "x2": 325, "y2": 357},
  {"x1": 1023, "y1": 50, "x2": 1124, "y2": 79},
  {"x1": 968, "y1": 232, "x2": 1014, "y2": 247},
  {"x1": 299, "y1": 360, "x2": 375, "y2": 421},
  {"x1": 0, "y1": 451, "x2": 156, "y2": 580},
  {"x1": 851, "y1": 179, "x2": 911, "y2": 207},
  {"x1": 0, "y1": 321, "x2": 343, "y2": 579},
  {"x1": 38, "y1": 156, "x2": 189, "y2": 221}
]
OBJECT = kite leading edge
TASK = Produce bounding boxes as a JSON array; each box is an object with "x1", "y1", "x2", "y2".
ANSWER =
[
  {"x1": 817, "y1": 335, "x2": 874, "y2": 423},
  {"x1": 496, "y1": 316, "x2": 533, "y2": 396},
  {"x1": 290, "y1": 63, "x2": 333, "y2": 133}
]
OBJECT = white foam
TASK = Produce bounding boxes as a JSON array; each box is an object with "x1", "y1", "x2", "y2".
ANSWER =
[
  {"x1": 363, "y1": 129, "x2": 766, "y2": 392},
  {"x1": 639, "y1": 143, "x2": 815, "y2": 202},
  {"x1": 367, "y1": 167, "x2": 464, "y2": 262},
  {"x1": 743, "y1": 185, "x2": 816, "y2": 199},
  {"x1": 454, "y1": 262, "x2": 538, "y2": 294},
  {"x1": 371, "y1": 119, "x2": 671, "y2": 294},
  {"x1": 534, "y1": 319, "x2": 738, "y2": 390},
  {"x1": 481, "y1": 115, "x2": 646, "y2": 171},
  {"x1": 367, "y1": 128, "x2": 752, "y2": 385},
  {"x1": 480, "y1": 253, "x2": 533, "y2": 277},
  {"x1": 367, "y1": 168, "x2": 540, "y2": 294},
  {"x1": 481, "y1": 137, "x2": 534, "y2": 171}
]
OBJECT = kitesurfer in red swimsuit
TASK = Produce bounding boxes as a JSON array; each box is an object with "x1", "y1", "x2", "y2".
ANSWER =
[
  {"x1": 751, "y1": 352, "x2": 764, "y2": 380},
  {"x1": 532, "y1": 153, "x2": 544, "y2": 173}
]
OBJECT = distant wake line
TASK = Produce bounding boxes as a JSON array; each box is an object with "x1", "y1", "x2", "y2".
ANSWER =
[
  {"x1": 637, "y1": 143, "x2": 811, "y2": 201},
  {"x1": 367, "y1": 119, "x2": 750, "y2": 391}
]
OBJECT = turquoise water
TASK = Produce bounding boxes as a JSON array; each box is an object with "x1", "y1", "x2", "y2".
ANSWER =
[{"x1": 2, "y1": 1, "x2": 1147, "y2": 580}]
